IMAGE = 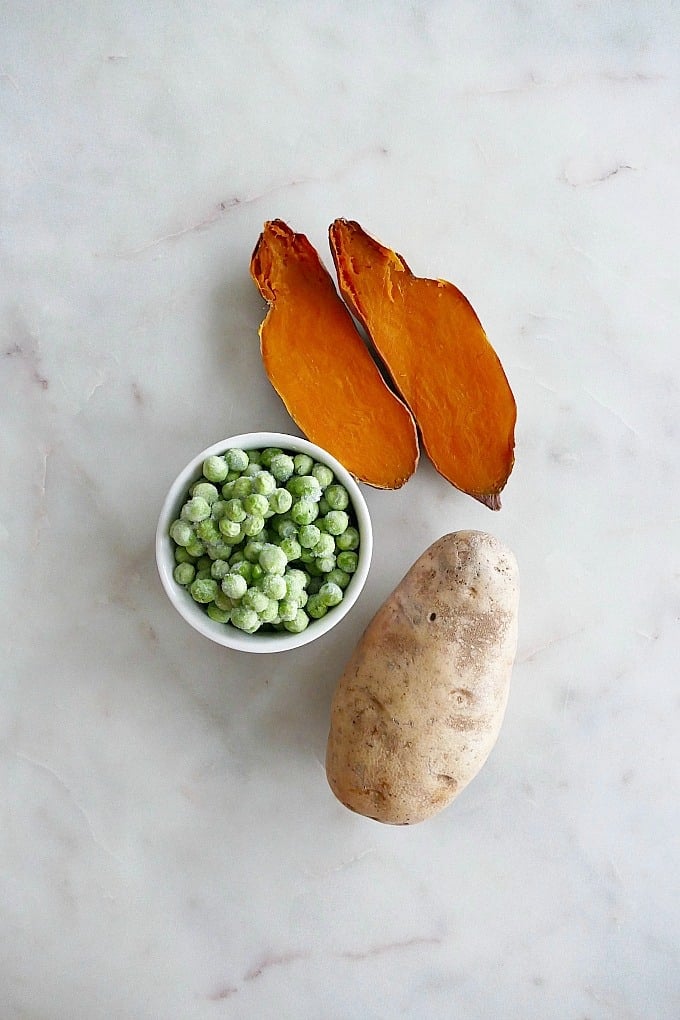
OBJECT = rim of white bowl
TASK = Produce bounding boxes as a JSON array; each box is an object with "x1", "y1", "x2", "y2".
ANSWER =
[{"x1": 155, "y1": 432, "x2": 373, "y2": 653}]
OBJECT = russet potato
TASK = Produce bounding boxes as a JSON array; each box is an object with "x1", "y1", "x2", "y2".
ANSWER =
[{"x1": 325, "y1": 531, "x2": 519, "y2": 824}]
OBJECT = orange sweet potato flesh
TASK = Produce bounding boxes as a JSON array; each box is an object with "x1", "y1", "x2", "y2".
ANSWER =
[
  {"x1": 329, "y1": 219, "x2": 516, "y2": 509},
  {"x1": 250, "y1": 220, "x2": 419, "y2": 489}
]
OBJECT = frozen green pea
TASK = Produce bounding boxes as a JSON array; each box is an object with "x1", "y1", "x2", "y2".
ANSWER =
[
  {"x1": 307, "y1": 594, "x2": 328, "y2": 619},
  {"x1": 224, "y1": 498, "x2": 246, "y2": 523},
  {"x1": 231, "y1": 477, "x2": 253, "y2": 498},
  {"x1": 277, "y1": 597, "x2": 299, "y2": 622},
  {"x1": 299, "y1": 547, "x2": 316, "y2": 566},
  {"x1": 207, "y1": 604, "x2": 231, "y2": 623},
  {"x1": 242, "y1": 587, "x2": 270, "y2": 613},
  {"x1": 260, "y1": 447, "x2": 283, "y2": 467},
  {"x1": 273, "y1": 517, "x2": 298, "y2": 539},
  {"x1": 286, "y1": 475, "x2": 322, "y2": 501},
  {"x1": 258, "y1": 598, "x2": 280, "y2": 623},
  {"x1": 319, "y1": 581, "x2": 343, "y2": 607},
  {"x1": 196, "y1": 518, "x2": 221, "y2": 544},
  {"x1": 242, "y1": 515, "x2": 264, "y2": 537},
  {"x1": 221, "y1": 573, "x2": 248, "y2": 600},
  {"x1": 229, "y1": 550, "x2": 245, "y2": 565},
  {"x1": 205, "y1": 540, "x2": 230, "y2": 560},
  {"x1": 221, "y1": 481, "x2": 235, "y2": 499},
  {"x1": 243, "y1": 492, "x2": 269, "y2": 516},
  {"x1": 297, "y1": 590, "x2": 308, "y2": 608},
  {"x1": 306, "y1": 576, "x2": 322, "y2": 595},
  {"x1": 284, "y1": 609, "x2": 309, "y2": 634},
  {"x1": 196, "y1": 556, "x2": 212, "y2": 571},
  {"x1": 185, "y1": 538, "x2": 206, "y2": 558},
  {"x1": 293, "y1": 453, "x2": 314, "y2": 475},
  {"x1": 251, "y1": 563, "x2": 264, "y2": 583},
  {"x1": 247, "y1": 449, "x2": 262, "y2": 465},
  {"x1": 252, "y1": 471, "x2": 276, "y2": 496},
  {"x1": 225, "y1": 448, "x2": 249, "y2": 472},
  {"x1": 336, "y1": 526, "x2": 360, "y2": 551},
  {"x1": 225, "y1": 470, "x2": 241, "y2": 482},
  {"x1": 181, "y1": 496, "x2": 211, "y2": 523},
  {"x1": 318, "y1": 496, "x2": 330, "y2": 515},
  {"x1": 195, "y1": 568, "x2": 212, "y2": 581},
  {"x1": 291, "y1": 499, "x2": 319, "y2": 526},
  {"x1": 230, "y1": 606, "x2": 260, "y2": 633},
  {"x1": 323, "y1": 510, "x2": 349, "y2": 536},
  {"x1": 284, "y1": 568, "x2": 307, "y2": 595},
  {"x1": 268, "y1": 454, "x2": 295, "y2": 483},
  {"x1": 230, "y1": 561, "x2": 253, "y2": 583},
  {"x1": 202, "y1": 456, "x2": 229, "y2": 483},
  {"x1": 244, "y1": 541, "x2": 265, "y2": 563},
  {"x1": 298, "y1": 524, "x2": 320, "y2": 548},
  {"x1": 191, "y1": 482, "x2": 219, "y2": 505},
  {"x1": 170, "y1": 520, "x2": 194, "y2": 547},
  {"x1": 210, "y1": 500, "x2": 229, "y2": 521},
  {"x1": 312, "y1": 463, "x2": 334, "y2": 490},
  {"x1": 173, "y1": 562, "x2": 195, "y2": 586},
  {"x1": 218, "y1": 517, "x2": 241, "y2": 539},
  {"x1": 313, "y1": 532, "x2": 335, "y2": 557},
  {"x1": 269, "y1": 487, "x2": 293, "y2": 515},
  {"x1": 260, "y1": 544, "x2": 288, "y2": 575},
  {"x1": 190, "y1": 578, "x2": 218, "y2": 603},
  {"x1": 210, "y1": 559, "x2": 231, "y2": 580},
  {"x1": 337, "y1": 551, "x2": 358, "y2": 574},
  {"x1": 280, "y1": 537, "x2": 302, "y2": 562},
  {"x1": 243, "y1": 462, "x2": 262, "y2": 477},
  {"x1": 213, "y1": 589, "x2": 234, "y2": 612},
  {"x1": 325, "y1": 484, "x2": 349, "y2": 510},
  {"x1": 260, "y1": 574, "x2": 287, "y2": 600},
  {"x1": 325, "y1": 567, "x2": 351, "y2": 590},
  {"x1": 316, "y1": 554, "x2": 336, "y2": 574},
  {"x1": 175, "y1": 546, "x2": 195, "y2": 564}
]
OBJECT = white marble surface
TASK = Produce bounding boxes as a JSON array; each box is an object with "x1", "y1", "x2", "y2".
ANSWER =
[{"x1": 2, "y1": 3, "x2": 679, "y2": 1017}]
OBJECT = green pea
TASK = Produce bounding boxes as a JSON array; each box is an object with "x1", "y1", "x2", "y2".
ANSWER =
[
  {"x1": 298, "y1": 524, "x2": 321, "y2": 549},
  {"x1": 243, "y1": 462, "x2": 262, "y2": 477},
  {"x1": 325, "y1": 484, "x2": 349, "y2": 510},
  {"x1": 273, "y1": 517, "x2": 298, "y2": 539},
  {"x1": 196, "y1": 518, "x2": 221, "y2": 544},
  {"x1": 290, "y1": 499, "x2": 318, "y2": 526},
  {"x1": 252, "y1": 471, "x2": 276, "y2": 496},
  {"x1": 225, "y1": 448, "x2": 249, "y2": 472},
  {"x1": 230, "y1": 561, "x2": 253, "y2": 583},
  {"x1": 207, "y1": 604, "x2": 231, "y2": 623},
  {"x1": 195, "y1": 568, "x2": 212, "y2": 581},
  {"x1": 221, "y1": 481, "x2": 236, "y2": 499},
  {"x1": 174, "y1": 546, "x2": 196, "y2": 564},
  {"x1": 231, "y1": 477, "x2": 253, "y2": 498},
  {"x1": 242, "y1": 587, "x2": 269, "y2": 613},
  {"x1": 224, "y1": 498, "x2": 246, "y2": 523},
  {"x1": 221, "y1": 573, "x2": 248, "y2": 600},
  {"x1": 259, "y1": 447, "x2": 284, "y2": 467},
  {"x1": 283, "y1": 609, "x2": 309, "y2": 634},
  {"x1": 230, "y1": 606, "x2": 260, "y2": 633},
  {"x1": 244, "y1": 541, "x2": 265, "y2": 563},
  {"x1": 173, "y1": 562, "x2": 195, "y2": 585},
  {"x1": 251, "y1": 563, "x2": 264, "y2": 583},
  {"x1": 260, "y1": 544, "x2": 288, "y2": 575},
  {"x1": 170, "y1": 520, "x2": 194, "y2": 547},
  {"x1": 307, "y1": 594, "x2": 328, "y2": 619},
  {"x1": 280, "y1": 537, "x2": 302, "y2": 562},
  {"x1": 269, "y1": 454, "x2": 295, "y2": 483},
  {"x1": 190, "y1": 578, "x2": 218, "y2": 603},
  {"x1": 260, "y1": 574, "x2": 287, "y2": 600},
  {"x1": 202, "y1": 456, "x2": 229, "y2": 483},
  {"x1": 337, "y1": 551, "x2": 358, "y2": 574},
  {"x1": 316, "y1": 554, "x2": 336, "y2": 574},
  {"x1": 284, "y1": 568, "x2": 307, "y2": 596},
  {"x1": 185, "y1": 538, "x2": 206, "y2": 558},
  {"x1": 191, "y1": 482, "x2": 219, "y2": 504},
  {"x1": 247, "y1": 449, "x2": 262, "y2": 465},
  {"x1": 213, "y1": 589, "x2": 235, "y2": 612},
  {"x1": 204, "y1": 539, "x2": 229, "y2": 559},
  {"x1": 196, "y1": 556, "x2": 212, "y2": 571},
  {"x1": 336, "y1": 526, "x2": 360, "y2": 551},
  {"x1": 258, "y1": 598, "x2": 280, "y2": 624},
  {"x1": 210, "y1": 500, "x2": 229, "y2": 521},
  {"x1": 286, "y1": 475, "x2": 322, "y2": 501},
  {"x1": 293, "y1": 453, "x2": 314, "y2": 476},
  {"x1": 306, "y1": 576, "x2": 322, "y2": 595},
  {"x1": 318, "y1": 496, "x2": 330, "y2": 515},
  {"x1": 210, "y1": 559, "x2": 231, "y2": 580},
  {"x1": 313, "y1": 532, "x2": 335, "y2": 558},
  {"x1": 319, "y1": 581, "x2": 343, "y2": 607},
  {"x1": 323, "y1": 510, "x2": 349, "y2": 536},
  {"x1": 242, "y1": 515, "x2": 265, "y2": 537},
  {"x1": 325, "y1": 567, "x2": 351, "y2": 590},
  {"x1": 312, "y1": 463, "x2": 334, "y2": 490},
  {"x1": 243, "y1": 492, "x2": 269, "y2": 517},
  {"x1": 277, "y1": 597, "x2": 299, "y2": 622},
  {"x1": 269, "y1": 488, "x2": 293, "y2": 515}
]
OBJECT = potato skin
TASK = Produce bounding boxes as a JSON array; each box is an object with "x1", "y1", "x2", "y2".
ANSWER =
[{"x1": 325, "y1": 531, "x2": 519, "y2": 824}]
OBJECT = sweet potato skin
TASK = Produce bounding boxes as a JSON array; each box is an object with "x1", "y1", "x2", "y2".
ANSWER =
[
  {"x1": 325, "y1": 531, "x2": 519, "y2": 825},
  {"x1": 329, "y1": 220, "x2": 516, "y2": 509},
  {"x1": 250, "y1": 220, "x2": 419, "y2": 489}
]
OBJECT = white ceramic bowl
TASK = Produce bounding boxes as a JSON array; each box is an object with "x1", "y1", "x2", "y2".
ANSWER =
[{"x1": 156, "y1": 432, "x2": 373, "y2": 653}]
